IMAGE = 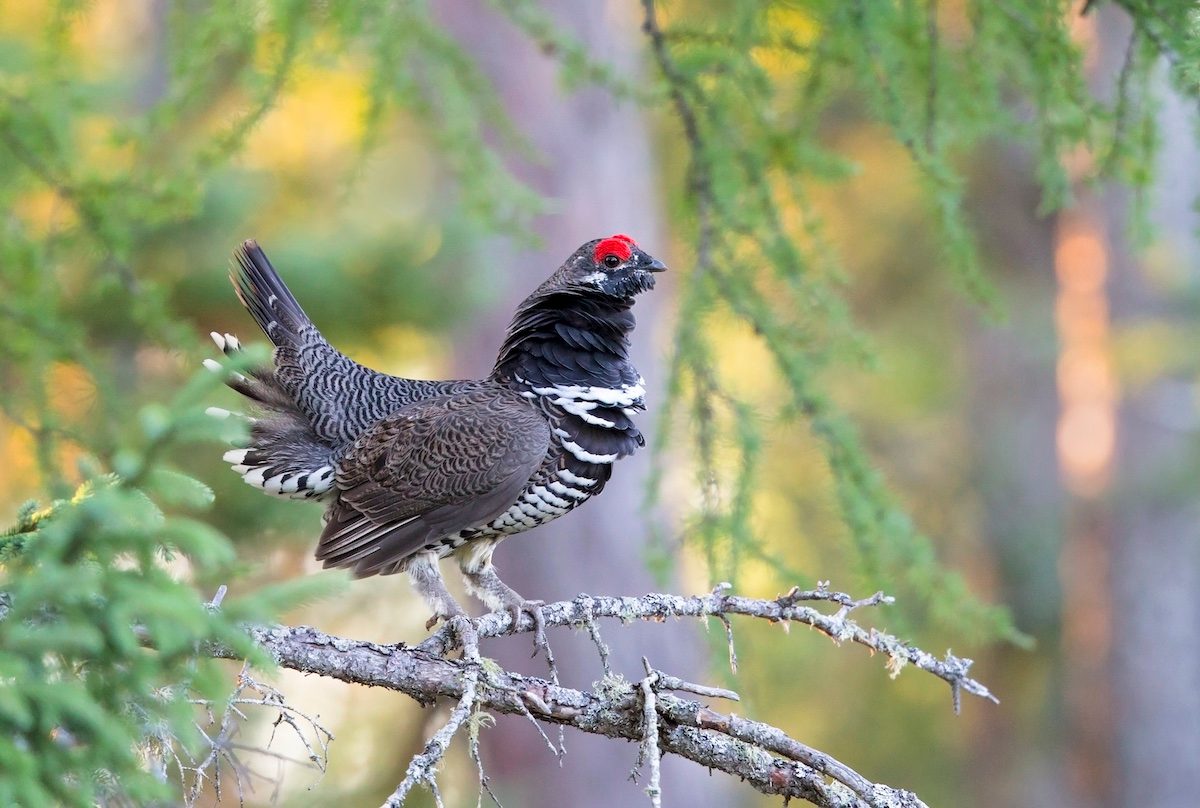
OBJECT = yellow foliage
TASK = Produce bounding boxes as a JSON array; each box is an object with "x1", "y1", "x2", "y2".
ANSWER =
[
  {"x1": 350, "y1": 323, "x2": 449, "y2": 380},
  {"x1": 243, "y1": 65, "x2": 369, "y2": 171},
  {"x1": 48, "y1": 362, "x2": 96, "y2": 420},
  {"x1": 753, "y1": 6, "x2": 819, "y2": 77},
  {"x1": 0, "y1": 421, "x2": 38, "y2": 498},
  {"x1": 11, "y1": 188, "x2": 77, "y2": 236}
]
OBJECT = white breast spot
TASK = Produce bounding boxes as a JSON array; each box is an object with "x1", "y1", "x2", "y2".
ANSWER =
[
  {"x1": 561, "y1": 438, "x2": 617, "y2": 464},
  {"x1": 533, "y1": 381, "x2": 646, "y2": 408},
  {"x1": 554, "y1": 398, "x2": 616, "y2": 427},
  {"x1": 557, "y1": 468, "x2": 597, "y2": 487},
  {"x1": 548, "y1": 480, "x2": 590, "y2": 500},
  {"x1": 532, "y1": 485, "x2": 571, "y2": 508}
]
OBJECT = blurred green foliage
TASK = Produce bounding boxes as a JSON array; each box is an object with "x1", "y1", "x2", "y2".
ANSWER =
[
  {"x1": 0, "y1": 365, "x2": 341, "y2": 805},
  {"x1": 644, "y1": 0, "x2": 1197, "y2": 645},
  {"x1": 0, "y1": 1, "x2": 543, "y2": 801}
]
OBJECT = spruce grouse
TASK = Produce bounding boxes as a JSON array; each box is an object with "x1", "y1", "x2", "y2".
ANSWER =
[{"x1": 208, "y1": 235, "x2": 666, "y2": 634}]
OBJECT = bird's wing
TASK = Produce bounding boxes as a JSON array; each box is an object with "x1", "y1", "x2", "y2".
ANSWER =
[{"x1": 316, "y1": 387, "x2": 550, "y2": 577}]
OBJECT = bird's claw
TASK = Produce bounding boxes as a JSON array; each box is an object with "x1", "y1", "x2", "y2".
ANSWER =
[
  {"x1": 445, "y1": 613, "x2": 483, "y2": 663},
  {"x1": 426, "y1": 605, "x2": 468, "y2": 632},
  {"x1": 507, "y1": 599, "x2": 550, "y2": 660}
]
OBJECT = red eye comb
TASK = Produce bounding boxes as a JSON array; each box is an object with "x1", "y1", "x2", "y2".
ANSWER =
[{"x1": 593, "y1": 234, "x2": 636, "y2": 262}]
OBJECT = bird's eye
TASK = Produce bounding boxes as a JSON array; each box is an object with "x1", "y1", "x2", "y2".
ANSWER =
[{"x1": 602, "y1": 254, "x2": 621, "y2": 269}]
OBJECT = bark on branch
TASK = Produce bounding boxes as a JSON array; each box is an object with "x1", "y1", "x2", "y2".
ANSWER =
[{"x1": 204, "y1": 584, "x2": 993, "y2": 807}]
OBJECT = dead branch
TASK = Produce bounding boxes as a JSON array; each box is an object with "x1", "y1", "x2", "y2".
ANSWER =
[
  {"x1": 383, "y1": 666, "x2": 479, "y2": 808},
  {"x1": 417, "y1": 583, "x2": 996, "y2": 709},
  {"x1": 199, "y1": 584, "x2": 991, "y2": 807}
]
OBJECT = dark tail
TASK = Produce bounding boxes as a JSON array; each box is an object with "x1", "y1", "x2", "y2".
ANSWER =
[
  {"x1": 231, "y1": 240, "x2": 310, "y2": 349},
  {"x1": 209, "y1": 239, "x2": 310, "y2": 409},
  {"x1": 210, "y1": 240, "x2": 338, "y2": 500}
]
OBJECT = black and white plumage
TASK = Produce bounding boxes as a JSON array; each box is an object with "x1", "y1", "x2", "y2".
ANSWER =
[{"x1": 209, "y1": 234, "x2": 665, "y2": 628}]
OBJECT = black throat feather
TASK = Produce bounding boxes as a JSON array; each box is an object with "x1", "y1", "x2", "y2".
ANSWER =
[
  {"x1": 492, "y1": 292, "x2": 640, "y2": 390},
  {"x1": 492, "y1": 291, "x2": 646, "y2": 467}
]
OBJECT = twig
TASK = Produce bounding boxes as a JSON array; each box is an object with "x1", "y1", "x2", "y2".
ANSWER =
[
  {"x1": 208, "y1": 584, "x2": 228, "y2": 610},
  {"x1": 656, "y1": 693, "x2": 914, "y2": 807},
  {"x1": 636, "y1": 658, "x2": 662, "y2": 808},
  {"x1": 577, "y1": 595, "x2": 612, "y2": 678},
  {"x1": 467, "y1": 705, "x2": 503, "y2": 808},
  {"x1": 652, "y1": 671, "x2": 740, "y2": 702},
  {"x1": 383, "y1": 667, "x2": 480, "y2": 807},
  {"x1": 925, "y1": 0, "x2": 939, "y2": 155},
  {"x1": 169, "y1": 663, "x2": 332, "y2": 806},
  {"x1": 507, "y1": 682, "x2": 562, "y2": 760},
  {"x1": 641, "y1": 0, "x2": 714, "y2": 272}
]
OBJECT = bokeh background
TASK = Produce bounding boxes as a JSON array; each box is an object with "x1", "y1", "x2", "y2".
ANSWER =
[{"x1": 1, "y1": 2, "x2": 1197, "y2": 807}]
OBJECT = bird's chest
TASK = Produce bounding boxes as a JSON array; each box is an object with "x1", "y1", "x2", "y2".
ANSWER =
[
  {"x1": 478, "y1": 380, "x2": 646, "y2": 537},
  {"x1": 482, "y1": 462, "x2": 596, "y2": 536}
]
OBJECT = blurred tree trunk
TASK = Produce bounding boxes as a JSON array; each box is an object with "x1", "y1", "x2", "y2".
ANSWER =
[
  {"x1": 963, "y1": 143, "x2": 1069, "y2": 808},
  {"x1": 966, "y1": 8, "x2": 1200, "y2": 808},
  {"x1": 438, "y1": 2, "x2": 722, "y2": 805},
  {"x1": 1071, "y1": 9, "x2": 1200, "y2": 808},
  {"x1": 1107, "y1": 33, "x2": 1200, "y2": 808}
]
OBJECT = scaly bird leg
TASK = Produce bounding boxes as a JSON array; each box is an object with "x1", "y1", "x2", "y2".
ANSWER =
[
  {"x1": 406, "y1": 551, "x2": 468, "y2": 631},
  {"x1": 457, "y1": 542, "x2": 553, "y2": 665}
]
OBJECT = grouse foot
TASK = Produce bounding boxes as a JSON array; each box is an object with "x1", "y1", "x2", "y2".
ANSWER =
[
  {"x1": 461, "y1": 563, "x2": 555, "y2": 670},
  {"x1": 425, "y1": 603, "x2": 468, "y2": 631},
  {"x1": 506, "y1": 598, "x2": 550, "y2": 660},
  {"x1": 406, "y1": 551, "x2": 469, "y2": 631}
]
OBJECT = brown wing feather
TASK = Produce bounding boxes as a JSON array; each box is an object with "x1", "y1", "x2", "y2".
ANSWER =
[{"x1": 315, "y1": 385, "x2": 550, "y2": 577}]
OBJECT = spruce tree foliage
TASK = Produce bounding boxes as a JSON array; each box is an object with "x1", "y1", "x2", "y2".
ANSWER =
[
  {"x1": 1, "y1": 373, "x2": 258, "y2": 805},
  {"x1": 0, "y1": 0, "x2": 1197, "y2": 801}
]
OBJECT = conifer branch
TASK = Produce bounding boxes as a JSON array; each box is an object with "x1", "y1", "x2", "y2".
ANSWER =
[{"x1": 640, "y1": 0, "x2": 714, "y2": 273}]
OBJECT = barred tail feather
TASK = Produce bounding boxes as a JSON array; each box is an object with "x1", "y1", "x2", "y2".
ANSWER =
[
  {"x1": 219, "y1": 413, "x2": 337, "y2": 501},
  {"x1": 204, "y1": 330, "x2": 292, "y2": 408},
  {"x1": 205, "y1": 327, "x2": 337, "y2": 501},
  {"x1": 223, "y1": 446, "x2": 336, "y2": 500},
  {"x1": 231, "y1": 239, "x2": 310, "y2": 349}
]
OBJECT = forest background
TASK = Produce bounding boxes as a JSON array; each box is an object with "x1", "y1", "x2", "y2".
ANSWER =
[{"x1": 1, "y1": 1, "x2": 1198, "y2": 806}]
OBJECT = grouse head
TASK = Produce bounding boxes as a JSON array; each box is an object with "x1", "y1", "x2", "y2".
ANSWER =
[
  {"x1": 492, "y1": 235, "x2": 666, "y2": 385},
  {"x1": 545, "y1": 234, "x2": 667, "y2": 301}
]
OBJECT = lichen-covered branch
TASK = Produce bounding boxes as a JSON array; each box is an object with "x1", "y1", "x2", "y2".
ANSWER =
[
  {"x1": 201, "y1": 585, "x2": 991, "y2": 807},
  {"x1": 418, "y1": 582, "x2": 996, "y2": 709},
  {"x1": 382, "y1": 666, "x2": 479, "y2": 808}
]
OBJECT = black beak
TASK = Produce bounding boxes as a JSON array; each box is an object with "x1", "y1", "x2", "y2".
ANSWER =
[{"x1": 643, "y1": 256, "x2": 668, "y2": 273}]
